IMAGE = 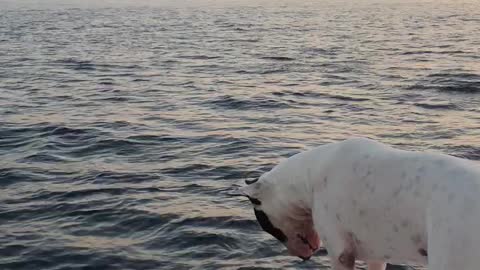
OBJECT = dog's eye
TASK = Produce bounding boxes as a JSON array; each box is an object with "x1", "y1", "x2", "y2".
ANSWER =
[{"x1": 248, "y1": 196, "x2": 261, "y2": 205}]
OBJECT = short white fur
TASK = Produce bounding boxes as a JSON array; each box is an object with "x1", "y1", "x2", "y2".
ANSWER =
[{"x1": 241, "y1": 137, "x2": 480, "y2": 270}]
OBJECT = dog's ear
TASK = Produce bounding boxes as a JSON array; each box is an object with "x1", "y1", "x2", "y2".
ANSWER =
[
  {"x1": 227, "y1": 179, "x2": 264, "y2": 198},
  {"x1": 227, "y1": 184, "x2": 256, "y2": 197},
  {"x1": 226, "y1": 187, "x2": 248, "y2": 197},
  {"x1": 227, "y1": 184, "x2": 263, "y2": 206}
]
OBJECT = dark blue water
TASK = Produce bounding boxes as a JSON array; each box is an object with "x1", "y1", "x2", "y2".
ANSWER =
[{"x1": 1, "y1": 0, "x2": 479, "y2": 269}]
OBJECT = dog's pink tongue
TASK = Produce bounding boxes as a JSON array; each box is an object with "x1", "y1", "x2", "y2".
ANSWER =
[{"x1": 312, "y1": 239, "x2": 320, "y2": 250}]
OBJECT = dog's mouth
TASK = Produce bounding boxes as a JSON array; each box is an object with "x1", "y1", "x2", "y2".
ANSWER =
[
  {"x1": 297, "y1": 233, "x2": 317, "y2": 252},
  {"x1": 299, "y1": 255, "x2": 311, "y2": 261}
]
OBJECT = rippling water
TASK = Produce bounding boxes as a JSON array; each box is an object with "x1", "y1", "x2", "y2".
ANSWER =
[{"x1": 1, "y1": 0, "x2": 479, "y2": 269}]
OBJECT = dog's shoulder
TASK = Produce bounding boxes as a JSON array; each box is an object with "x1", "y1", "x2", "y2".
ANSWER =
[
  {"x1": 338, "y1": 137, "x2": 390, "y2": 150},
  {"x1": 321, "y1": 137, "x2": 393, "y2": 161}
]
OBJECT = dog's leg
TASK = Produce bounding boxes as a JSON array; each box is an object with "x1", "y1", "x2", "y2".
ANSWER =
[
  {"x1": 313, "y1": 201, "x2": 358, "y2": 270},
  {"x1": 366, "y1": 261, "x2": 386, "y2": 270},
  {"x1": 325, "y1": 233, "x2": 358, "y2": 270},
  {"x1": 319, "y1": 230, "x2": 357, "y2": 270},
  {"x1": 331, "y1": 249, "x2": 356, "y2": 270}
]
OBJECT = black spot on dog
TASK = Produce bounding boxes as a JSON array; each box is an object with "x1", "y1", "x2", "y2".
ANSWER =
[
  {"x1": 253, "y1": 209, "x2": 287, "y2": 243},
  {"x1": 418, "y1": 248, "x2": 428, "y2": 257},
  {"x1": 248, "y1": 196, "x2": 261, "y2": 205}
]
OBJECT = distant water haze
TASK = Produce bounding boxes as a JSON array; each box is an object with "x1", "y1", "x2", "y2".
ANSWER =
[
  {"x1": 2, "y1": 0, "x2": 480, "y2": 9},
  {"x1": 0, "y1": 0, "x2": 479, "y2": 269}
]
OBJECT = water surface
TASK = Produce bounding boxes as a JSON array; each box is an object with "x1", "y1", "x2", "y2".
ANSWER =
[{"x1": 1, "y1": 0, "x2": 479, "y2": 269}]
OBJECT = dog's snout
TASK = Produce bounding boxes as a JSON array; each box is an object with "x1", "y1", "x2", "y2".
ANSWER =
[{"x1": 299, "y1": 255, "x2": 311, "y2": 261}]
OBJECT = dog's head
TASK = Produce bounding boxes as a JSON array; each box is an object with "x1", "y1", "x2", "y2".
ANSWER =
[{"x1": 237, "y1": 173, "x2": 320, "y2": 260}]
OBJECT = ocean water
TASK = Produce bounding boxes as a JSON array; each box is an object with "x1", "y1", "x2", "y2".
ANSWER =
[{"x1": 1, "y1": 0, "x2": 479, "y2": 269}]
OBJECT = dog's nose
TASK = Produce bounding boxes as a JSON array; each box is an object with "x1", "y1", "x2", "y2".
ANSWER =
[
  {"x1": 299, "y1": 255, "x2": 311, "y2": 261},
  {"x1": 316, "y1": 247, "x2": 328, "y2": 256}
]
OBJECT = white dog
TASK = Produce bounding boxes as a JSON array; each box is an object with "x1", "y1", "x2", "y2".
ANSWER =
[{"x1": 236, "y1": 138, "x2": 480, "y2": 270}]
